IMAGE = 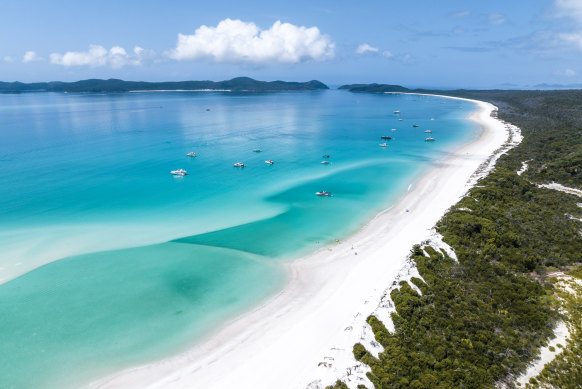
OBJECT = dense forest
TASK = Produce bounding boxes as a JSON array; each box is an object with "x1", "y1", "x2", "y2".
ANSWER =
[
  {"x1": 0, "y1": 77, "x2": 329, "y2": 93},
  {"x1": 329, "y1": 89, "x2": 582, "y2": 388}
]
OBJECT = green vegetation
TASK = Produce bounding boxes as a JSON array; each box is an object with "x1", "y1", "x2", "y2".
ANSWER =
[
  {"x1": 329, "y1": 88, "x2": 582, "y2": 388},
  {"x1": 0, "y1": 77, "x2": 329, "y2": 93},
  {"x1": 524, "y1": 277, "x2": 582, "y2": 389}
]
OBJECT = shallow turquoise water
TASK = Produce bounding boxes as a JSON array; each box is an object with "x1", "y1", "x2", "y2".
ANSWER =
[{"x1": 0, "y1": 90, "x2": 479, "y2": 388}]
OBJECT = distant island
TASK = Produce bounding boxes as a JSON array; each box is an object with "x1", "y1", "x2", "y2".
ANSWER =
[{"x1": 0, "y1": 77, "x2": 329, "y2": 93}]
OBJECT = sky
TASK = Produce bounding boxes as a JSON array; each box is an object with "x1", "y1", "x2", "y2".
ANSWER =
[{"x1": 1, "y1": 0, "x2": 581, "y2": 88}]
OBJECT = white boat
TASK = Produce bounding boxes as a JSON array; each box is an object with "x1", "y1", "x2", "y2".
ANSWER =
[
  {"x1": 394, "y1": 110, "x2": 401, "y2": 114},
  {"x1": 398, "y1": 118, "x2": 403, "y2": 121},
  {"x1": 379, "y1": 143, "x2": 388, "y2": 147},
  {"x1": 425, "y1": 137, "x2": 436, "y2": 142},
  {"x1": 171, "y1": 169, "x2": 188, "y2": 176},
  {"x1": 186, "y1": 152, "x2": 197, "y2": 157},
  {"x1": 392, "y1": 128, "x2": 397, "y2": 131},
  {"x1": 413, "y1": 124, "x2": 420, "y2": 128},
  {"x1": 233, "y1": 162, "x2": 245, "y2": 167},
  {"x1": 321, "y1": 160, "x2": 330, "y2": 164},
  {"x1": 315, "y1": 191, "x2": 333, "y2": 197},
  {"x1": 265, "y1": 160, "x2": 274, "y2": 165},
  {"x1": 424, "y1": 130, "x2": 432, "y2": 133},
  {"x1": 253, "y1": 148, "x2": 261, "y2": 152}
]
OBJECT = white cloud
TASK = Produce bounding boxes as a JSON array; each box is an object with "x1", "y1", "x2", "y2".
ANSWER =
[
  {"x1": 488, "y1": 13, "x2": 507, "y2": 25},
  {"x1": 3, "y1": 56, "x2": 14, "y2": 63},
  {"x1": 169, "y1": 19, "x2": 335, "y2": 63},
  {"x1": 356, "y1": 43, "x2": 379, "y2": 54},
  {"x1": 382, "y1": 50, "x2": 394, "y2": 58},
  {"x1": 555, "y1": 0, "x2": 582, "y2": 50},
  {"x1": 565, "y1": 68, "x2": 576, "y2": 76},
  {"x1": 50, "y1": 45, "x2": 148, "y2": 68},
  {"x1": 556, "y1": 0, "x2": 582, "y2": 22},
  {"x1": 22, "y1": 51, "x2": 44, "y2": 63},
  {"x1": 452, "y1": 10, "x2": 470, "y2": 18},
  {"x1": 559, "y1": 32, "x2": 582, "y2": 50}
]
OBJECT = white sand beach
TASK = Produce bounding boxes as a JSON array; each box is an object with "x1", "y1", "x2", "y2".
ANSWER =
[{"x1": 89, "y1": 97, "x2": 519, "y2": 389}]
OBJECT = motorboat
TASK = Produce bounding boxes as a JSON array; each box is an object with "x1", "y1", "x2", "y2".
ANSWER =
[
  {"x1": 398, "y1": 118, "x2": 403, "y2": 121},
  {"x1": 322, "y1": 154, "x2": 330, "y2": 158},
  {"x1": 253, "y1": 148, "x2": 262, "y2": 152},
  {"x1": 233, "y1": 162, "x2": 245, "y2": 167},
  {"x1": 265, "y1": 160, "x2": 274, "y2": 165},
  {"x1": 394, "y1": 110, "x2": 401, "y2": 114},
  {"x1": 425, "y1": 137, "x2": 436, "y2": 142},
  {"x1": 321, "y1": 160, "x2": 330, "y2": 164},
  {"x1": 424, "y1": 130, "x2": 432, "y2": 133},
  {"x1": 379, "y1": 143, "x2": 389, "y2": 147},
  {"x1": 171, "y1": 169, "x2": 188, "y2": 176},
  {"x1": 315, "y1": 191, "x2": 333, "y2": 197},
  {"x1": 413, "y1": 124, "x2": 420, "y2": 127},
  {"x1": 380, "y1": 136, "x2": 392, "y2": 140},
  {"x1": 186, "y1": 152, "x2": 197, "y2": 157},
  {"x1": 392, "y1": 128, "x2": 397, "y2": 131}
]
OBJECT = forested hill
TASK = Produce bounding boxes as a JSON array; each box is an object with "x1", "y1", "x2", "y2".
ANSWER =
[{"x1": 0, "y1": 77, "x2": 329, "y2": 93}]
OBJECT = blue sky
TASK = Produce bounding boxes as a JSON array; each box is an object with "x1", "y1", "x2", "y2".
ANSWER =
[{"x1": 1, "y1": 0, "x2": 581, "y2": 88}]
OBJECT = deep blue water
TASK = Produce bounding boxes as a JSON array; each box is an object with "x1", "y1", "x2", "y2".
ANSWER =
[{"x1": 0, "y1": 90, "x2": 479, "y2": 388}]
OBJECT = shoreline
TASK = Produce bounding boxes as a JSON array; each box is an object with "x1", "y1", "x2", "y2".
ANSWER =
[{"x1": 90, "y1": 96, "x2": 519, "y2": 389}]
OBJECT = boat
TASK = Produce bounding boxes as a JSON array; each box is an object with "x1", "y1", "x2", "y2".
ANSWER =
[
  {"x1": 413, "y1": 124, "x2": 420, "y2": 127},
  {"x1": 233, "y1": 162, "x2": 245, "y2": 167},
  {"x1": 253, "y1": 148, "x2": 261, "y2": 152},
  {"x1": 186, "y1": 152, "x2": 197, "y2": 157},
  {"x1": 430, "y1": 118, "x2": 435, "y2": 120},
  {"x1": 398, "y1": 118, "x2": 403, "y2": 121},
  {"x1": 265, "y1": 160, "x2": 274, "y2": 165},
  {"x1": 425, "y1": 137, "x2": 436, "y2": 142},
  {"x1": 379, "y1": 143, "x2": 389, "y2": 147},
  {"x1": 394, "y1": 110, "x2": 401, "y2": 114},
  {"x1": 392, "y1": 128, "x2": 397, "y2": 131},
  {"x1": 424, "y1": 130, "x2": 432, "y2": 133},
  {"x1": 171, "y1": 169, "x2": 188, "y2": 176},
  {"x1": 315, "y1": 191, "x2": 333, "y2": 197},
  {"x1": 322, "y1": 154, "x2": 330, "y2": 158},
  {"x1": 380, "y1": 136, "x2": 392, "y2": 140},
  {"x1": 321, "y1": 160, "x2": 330, "y2": 164}
]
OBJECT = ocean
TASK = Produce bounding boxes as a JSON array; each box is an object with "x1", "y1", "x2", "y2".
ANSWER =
[{"x1": 0, "y1": 89, "x2": 479, "y2": 388}]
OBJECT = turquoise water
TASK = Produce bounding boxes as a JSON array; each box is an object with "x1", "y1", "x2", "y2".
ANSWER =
[{"x1": 0, "y1": 90, "x2": 479, "y2": 388}]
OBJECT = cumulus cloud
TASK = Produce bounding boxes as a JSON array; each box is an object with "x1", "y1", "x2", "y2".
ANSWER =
[
  {"x1": 382, "y1": 50, "x2": 394, "y2": 58},
  {"x1": 3, "y1": 56, "x2": 14, "y2": 63},
  {"x1": 169, "y1": 19, "x2": 335, "y2": 63},
  {"x1": 22, "y1": 51, "x2": 44, "y2": 63},
  {"x1": 356, "y1": 43, "x2": 379, "y2": 54},
  {"x1": 50, "y1": 45, "x2": 149, "y2": 68}
]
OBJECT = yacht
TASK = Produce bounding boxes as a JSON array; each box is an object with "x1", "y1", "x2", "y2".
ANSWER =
[
  {"x1": 265, "y1": 160, "x2": 274, "y2": 165},
  {"x1": 394, "y1": 110, "x2": 401, "y2": 114},
  {"x1": 380, "y1": 135, "x2": 392, "y2": 140},
  {"x1": 425, "y1": 137, "x2": 436, "y2": 142},
  {"x1": 171, "y1": 169, "x2": 188, "y2": 176},
  {"x1": 315, "y1": 191, "x2": 333, "y2": 197},
  {"x1": 379, "y1": 143, "x2": 389, "y2": 147},
  {"x1": 233, "y1": 162, "x2": 245, "y2": 167},
  {"x1": 398, "y1": 118, "x2": 403, "y2": 121},
  {"x1": 392, "y1": 128, "x2": 397, "y2": 131},
  {"x1": 322, "y1": 154, "x2": 330, "y2": 158},
  {"x1": 413, "y1": 124, "x2": 420, "y2": 128},
  {"x1": 321, "y1": 160, "x2": 330, "y2": 164},
  {"x1": 186, "y1": 152, "x2": 197, "y2": 157},
  {"x1": 424, "y1": 130, "x2": 432, "y2": 133},
  {"x1": 253, "y1": 148, "x2": 262, "y2": 152}
]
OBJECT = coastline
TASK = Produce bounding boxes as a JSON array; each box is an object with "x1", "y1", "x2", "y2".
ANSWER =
[{"x1": 89, "y1": 96, "x2": 519, "y2": 389}]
